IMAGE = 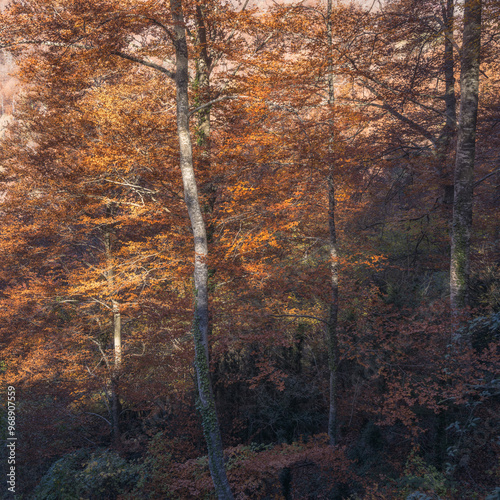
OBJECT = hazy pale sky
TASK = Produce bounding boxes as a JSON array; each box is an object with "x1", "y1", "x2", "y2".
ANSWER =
[{"x1": 0, "y1": 0, "x2": 379, "y2": 100}]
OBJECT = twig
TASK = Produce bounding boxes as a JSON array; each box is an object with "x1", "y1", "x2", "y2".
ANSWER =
[
  {"x1": 85, "y1": 412, "x2": 112, "y2": 426},
  {"x1": 271, "y1": 313, "x2": 330, "y2": 325}
]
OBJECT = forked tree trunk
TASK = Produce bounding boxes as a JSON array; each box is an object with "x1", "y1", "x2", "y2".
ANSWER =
[
  {"x1": 170, "y1": 1, "x2": 234, "y2": 498},
  {"x1": 450, "y1": 0, "x2": 482, "y2": 324},
  {"x1": 326, "y1": 0, "x2": 339, "y2": 447}
]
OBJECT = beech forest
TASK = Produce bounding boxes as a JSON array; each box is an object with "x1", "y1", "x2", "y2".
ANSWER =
[{"x1": 0, "y1": 0, "x2": 499, "y2": 498}]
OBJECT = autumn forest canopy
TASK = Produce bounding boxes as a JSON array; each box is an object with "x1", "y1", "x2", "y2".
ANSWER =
[{"x1": 0, "y1": 0, "x2": 499, "y2": 498}]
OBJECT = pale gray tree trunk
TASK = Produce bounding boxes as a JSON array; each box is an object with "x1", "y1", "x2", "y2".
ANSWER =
[
  {"x1": 113, "y1": 301, "x2": 121, "y2": 368},
  {"x1": 450, "y1": 0, "x2": 482, "y2": 322},
  {"x1": 111, "y1": 300, "x2": 121, "y2": 445},
  {"x1": 104, "y1": 222, "x2": 122, "y2": 445},
  {"x1": 169, "y1": 1, "x2": 233, "y2": 498},
  {"x1": 326, "y1": 0, "x2": 339, "y2": 447}
]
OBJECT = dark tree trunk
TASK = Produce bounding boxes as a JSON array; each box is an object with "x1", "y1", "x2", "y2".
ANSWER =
[
  {"x1": 326, "y1": 0, "x2": 339, "y2": 447},
  {"x1": 437, "y1": 0, "x2": 457, "y2": 206},
  {"x1": 450, "y1": 0, "x2": 482, "y2": 325}
]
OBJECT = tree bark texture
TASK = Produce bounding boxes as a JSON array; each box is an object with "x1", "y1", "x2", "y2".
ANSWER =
[
  {"x1": 170, "y1": 1, "x2": 234, "y2": 498},
  {"x1": 450, "y1": 0, "x2": 482, "y2": 319}
]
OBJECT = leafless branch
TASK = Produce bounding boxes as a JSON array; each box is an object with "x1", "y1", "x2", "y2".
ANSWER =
[
  {"x1": 271, "y1": 313, "x2": 330, "y2": 325},
  {"x1": 111, "y1": 51, "x2": 175, "y2": 79},
  {"x1": 189, "y1": 95, "x2": 238, "y2": 116}
]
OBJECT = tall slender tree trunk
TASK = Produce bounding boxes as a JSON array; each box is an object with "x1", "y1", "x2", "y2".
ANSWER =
[
  {"x1": 110, "y1": 300, "x2": 121, "y2": 445},
  {"x1": 195, "y1": 3, "x2": 212, "y2": 152},
  {"x1": 441, "y1": 0, "x2": 457, "y2": 153},
  {"x1": 450, "y1": 0, "x2": 482, "y2": 324},
  {"x1": 326, "y1": 0, "x2": 339, "y2": 447},
  {"x1": 194, "y1": 4, "x2": 217, "y2": 219},
  {"x1": 170, "y1": 1, "x2": 233, "y2": 498},
  {"x1": 104, "y1": 221, "x2": 122, "y2": 445},
  {"x1": 437, "y1": 0, "x2": 457, "y2": 205},
  {"x1": 112, "y1": 300, "x2": 122, "y2": 368}
]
